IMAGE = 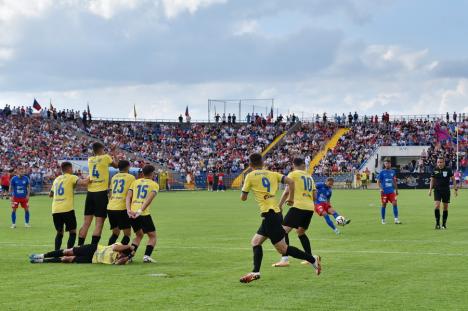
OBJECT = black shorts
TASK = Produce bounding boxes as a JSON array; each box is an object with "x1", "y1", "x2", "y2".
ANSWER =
[
  {"x1": 434, "y1": 188, "x2": 450, "y2": 203},
  {"x1": 130, "y1": 215, "x2": 156, "y2": 233},
  {"x1": 1, "y1": 185, "x2": 8, "y2": 192},
  {"x1": 257, "y1": 210, "x2": 285, "y2": 245},
  {"x1": 283, "y1": 207, "x2": 314, "y2": 230},
  {"x1": 52, "y1": 210, "x2": 77, "y2": 232},
  {"x1": 108, "y1": 210, "x2": 131, "y2": 230},
  {"x1": 84, "y1": 191, "x2": 108, "y2": 218},
  {"x1": 72, "y1": 244, "x2": 97, "y2": 263}
]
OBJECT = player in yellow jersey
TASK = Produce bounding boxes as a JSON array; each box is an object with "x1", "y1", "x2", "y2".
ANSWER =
[
  {"x1": 272, "y1": 158, "x2": 316, "y2": 267},
  {"x1": 239, "y1": 153, "x2": 322, "y2": 283},
  {"x1": 29, "y1": 243, "x2": 135, "y2": 265},
  {"x1": 107, "y1": 160, "x2": 135, "y2": 246},
  {"x1": 78, "y1": 142, "x2": 118, "y2": 246},
  {"x1": 126, "y1": 165, "x2": 159, "y2": 263},
  {"x1": 49, "y1": 162, "x2": 90, "y2": 250}
]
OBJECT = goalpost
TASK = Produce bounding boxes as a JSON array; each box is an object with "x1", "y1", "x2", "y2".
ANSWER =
[{"x1": 207, "y1": 98, "x2": 275, "y2": 123}]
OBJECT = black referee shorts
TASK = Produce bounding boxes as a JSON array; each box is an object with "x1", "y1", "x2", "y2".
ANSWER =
[
  {"x1": 283, "y1": 207, "x2": 314, "y2": 230},
  {"x1": 130, "y1": 215, "x2": 156, "y2": 233},
  {"x1": 257, "y1": 210, "x2": 285, "y2": 245},
  {"x1": 52, "y1": 210, "x2": 77, "y2": 232},
  {"x1": 84, "y1": 191, "x2": 108, "y2": 218},
  {"x1": 72, "y1": 244, "x2": 97, "y2": 263},
  {"x1": 434, "y1": 188, "x2": 450, "y2": 203},
  {"x1": 108, "y1": 210, "x2": 131, "y2": 230}
]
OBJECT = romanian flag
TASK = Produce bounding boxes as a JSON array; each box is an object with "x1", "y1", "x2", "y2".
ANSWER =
[
  {"x1": 134, "y1": 104, "x2": 137, "y2": 119},
  {"x1": 185, "y1": 106, "x2": 189, "y2": 117}
]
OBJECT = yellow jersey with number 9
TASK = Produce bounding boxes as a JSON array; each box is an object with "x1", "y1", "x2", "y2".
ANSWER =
[
  {"x1": 88, "y1": 154, "x2": 113, "y2": 192},
  {"x1": 107, "y1": 173, "x2": 136, "y2": 211},
  {"x1": 287, "y1": 170, "x2": 315, "y2": 211},
  {"x1": 51, "y1": 173, "x2": 79, "y2": 214},
  {"x1": 241, "y1": 169, "x2": 284, "y2": 213},
  {"x1": 130, "y1": 178, "x2": 159, "y2": 216}
]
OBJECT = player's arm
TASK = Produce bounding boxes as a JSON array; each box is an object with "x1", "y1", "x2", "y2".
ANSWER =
[
  {"x1": 393, "y1": 176, "x2": 398, "y2": 195},
  {"x1": 126, "y1": 189, "x2": 134, "y2": 217},
  {"x1": 278, "y1": 185, "x2": 290, "y2": 210},
  {"x1": 428, "y1": 177, "x2": 434, "y2": 196},
  {"x1": 240, "y1": 191, "x2": 248, "y2": 201},
  {"x1": 76, "y1": 176, "x2": 91, "y2": 186},
  {"x1": 26, "y1": 179, "x2": 31, "y2": 199},
  {"x1": 49, "y1": 190, "x2": 54, "y2": 198},
  {"x1": 283, "y1": 176, "x2": 295, "y2": 206},
  {"x1": 240, "y1": 175, "x2": 250, "y2": 201},
  {"x1": 108, "y1": 147, "x2": 119, "y2": 168},
  {"x1": 135, "y1": 191, "x2": 157, "y2": 216}
]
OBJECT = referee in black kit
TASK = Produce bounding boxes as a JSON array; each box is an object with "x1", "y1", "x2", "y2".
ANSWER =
[{"x1": 428, "y1": 157, "x2": 458, "y2": 229}]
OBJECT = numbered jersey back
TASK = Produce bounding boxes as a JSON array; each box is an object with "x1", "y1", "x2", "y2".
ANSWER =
[
  {"x1": 241, "y1": 169, "x2": 284, "y2": 213},
  {"x1": 108, "y1": 173, "x2": 136, "y2": 211},
  {"x1": 288, "y1": 170, "x2": 315, "y2": 211},
  {"x1": 88, "y1": 154, "x2": 113, "y2": 192},
  {"x1": 130, "y1": 178, "x2": 159, "y2": 215},
  {"x1": 52, "y1": 173, "x2": 79, "y2": 213}
]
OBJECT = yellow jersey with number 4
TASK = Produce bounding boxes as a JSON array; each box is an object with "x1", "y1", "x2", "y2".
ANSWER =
[
  {"x1": 108, "y1": 173, "x2": 136, "y2": 211},
  {"x1": 287, "y1": 170, "x2": 315, "y2": 211},
  {"x1": 88, "y1": 154, "x2": 113, "y2": 192},
  {"x1": 242, "y1": 169, "x2": 284, "y2": 213},
  {"x1": 129, "y1": 178, "x2": 159, "y2": 216},
  {"x1": 51, "y1": 173, "x2": 79, "y2": 214}
]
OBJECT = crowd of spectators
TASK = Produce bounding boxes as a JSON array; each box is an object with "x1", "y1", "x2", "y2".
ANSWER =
[{"x1": 85, "y1": 121, "x2": 289, "y2": 177}]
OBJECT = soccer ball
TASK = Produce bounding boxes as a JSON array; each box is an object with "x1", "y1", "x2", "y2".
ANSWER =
[{"x1": 336, "y1": 216, "x2": 345, "y2": 225}]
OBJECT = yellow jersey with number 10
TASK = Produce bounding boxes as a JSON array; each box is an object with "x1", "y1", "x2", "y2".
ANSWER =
[
  {"x1": 130, "y1": 178, "x2": 159, "y2": 216},
  {"x1": 107, "y1": 173, "x2": 136, "y2": 211},
  {"x1": 241, "y1": 169, "x2": 284, "y2": 213},
  {"x1": 51, "y1": 174, "x2": 79, "y2": 214},
  {"x1": 88, "y1": 154, "x2": 113, "y2": 192},
  {"x1": 287, "y1": 170, "x2": 315, "y2": 211}
]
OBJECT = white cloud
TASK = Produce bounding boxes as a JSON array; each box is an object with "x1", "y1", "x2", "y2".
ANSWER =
[
  {"x1": 162, "y1": 0, "x2": 226, "y2": 19},
  {"x1": 0, "y1": 0, "x2": 52, "y2": 22},
  {"x1": 362, "y1": 45, "x2": 432, "y2": 72},
  {"x1": 233, "y1": 20, "x2": 258, "y2": 36},
  {"x1": 86, "y1": 0, "x2": 140, "y2": 19}
]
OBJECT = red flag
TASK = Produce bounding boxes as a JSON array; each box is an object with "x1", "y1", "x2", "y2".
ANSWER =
[
  {"x1": 185, "y1": 106, "x2": 189, "y2": 117},
  {"x1": 33, "y1": 99, "x2": 41, "y2": 111}
]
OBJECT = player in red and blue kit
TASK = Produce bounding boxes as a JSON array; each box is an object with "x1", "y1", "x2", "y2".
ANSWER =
[
  {"x1": 315, "y1": 178, "x2": 351, "y2": 235},
  {"x1": 9, "y1": 168, "x2": 31, "y2": 228},
  {"x1": 377, "y1": 159, "x2": 401, "y2": 225}
]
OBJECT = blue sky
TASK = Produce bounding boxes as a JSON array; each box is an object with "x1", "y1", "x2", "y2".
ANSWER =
[{"x1": 0, "y1": 0, "x2": 467, "y2": 120}]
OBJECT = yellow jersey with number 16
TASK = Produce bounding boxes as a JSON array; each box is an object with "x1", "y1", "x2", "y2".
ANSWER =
[
  {"x1": 51, "y1": 173, "x2": 79, "y2": 214},
  {"x1": 88, "y1": 154, "x2": 113, "y2": 192},
  {"x1": 241, "y1": 169, "x2": 284, "y2": 213}
]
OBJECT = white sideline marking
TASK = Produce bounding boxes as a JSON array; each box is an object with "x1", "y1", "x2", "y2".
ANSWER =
[
  {"x1": 148, "y1": 273, "x2": 168, "y2": 277},
  {"x1": 2, "y1": 242, "x2": 467, "y2": 257}
]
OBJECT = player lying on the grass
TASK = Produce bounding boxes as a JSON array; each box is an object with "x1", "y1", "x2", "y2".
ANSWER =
[
  {"x1": 78, "y1": 142, "x2": 118, "y2": 246},
  {"x1": 272, "y1": 157, "x2": 316, "y2": 267},
  {"x1": 49, "y1": 162, "x2": 90, "y2": 250},
  {"x1": 107, "y1": 160, "x2": 135, "y2": 245},
  {"x1": 9, "y1": 167, "x2": 31, "y2": 228},
  {"x1": 126, "y1": 165, "x2": 159, "y2": 263},
  {"x1": 377, "y1": 159, "x2": 401, "y2": 225},
  {"x1": 29, "y1": 243, "x2": 134, "y2": 265},
  {"x1": 239, "y1": 153, "x2": 321, "y2": 283},
  {"x1": 314, "y1": 178, "x2": 351, "y2": 235},
  {"x1": 428, "y1": 157, "x2": 458, "y2": 230}
]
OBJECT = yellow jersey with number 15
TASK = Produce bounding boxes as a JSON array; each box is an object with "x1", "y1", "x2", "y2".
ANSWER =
[
  {"x1": 51, "y1": 173, "x2": 79, "y2": 214},
  {"x1": 107, "y1": 173, "x2": 136, "y2": 211},
  {"x1": 88, "y1": 154, "x2": 113, "y2": 192},
  {"x1": 241, "y1": 169, "x2": 284, "y2": 213},
  {"x1": 130, "y1": 178, "x2": 159, "y2": 216},
  {"x1": 287, "y1": 170, "x2": 315, "y2": 211}
]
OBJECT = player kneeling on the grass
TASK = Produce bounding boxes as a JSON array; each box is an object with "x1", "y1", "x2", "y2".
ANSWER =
[
  {"x1": 377, "y1": 159, "x2": 401, "y2": 225},
  {"x1": 107, "y1": 160, "x2": 135, "y2": 245},
  {"x1": 314, "y1": 178, "x2": 351, "y2": 235},
  {"x1": 239, "y1": 153, "x2": 321, "y2": 283},
  {"x1": 29, "y1": 243, "x2": 135, "y2": 265},
  {"x1": 50, "y1": 162, "x2": 90, "y2": 250},
  {"x1": 273, "y1": 157, "x2": 316, "y2": 267},
  {"x1": 9, "y1": 167, "x2": 31, "y2": 228},
  {"x1": 126, "y1": 165, "x2": 159, "y2": 263},
  {"x1": 428, "y1": 157, "x2": 458, "y2": 230}
]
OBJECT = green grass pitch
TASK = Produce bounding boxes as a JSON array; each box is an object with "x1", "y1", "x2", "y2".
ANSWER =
[{"x1": 0, "y1": 189, "x2": 467, "y2": 310}]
